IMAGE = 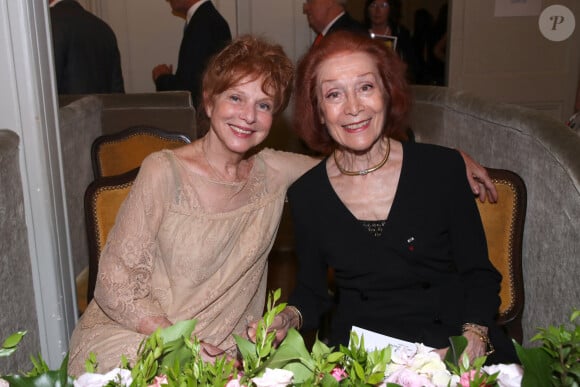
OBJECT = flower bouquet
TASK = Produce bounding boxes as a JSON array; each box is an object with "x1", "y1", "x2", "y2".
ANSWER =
[{"x1": 1, "y1": 290, "x2": 578, "y2": 387}]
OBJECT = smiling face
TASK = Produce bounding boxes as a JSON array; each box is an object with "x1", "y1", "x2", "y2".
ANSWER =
[
  {"x1": 316, "y1": 51, "x2": 387, "y2": 153},
  {"x1": 205, "y1": 76, "x2": 274, "y2": 156}
]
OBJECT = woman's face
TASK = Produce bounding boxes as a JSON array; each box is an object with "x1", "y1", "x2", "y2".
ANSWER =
[
  {"x1": 368, "y1": 1, "x2": 390, "y2": 28},
  {"x1": 205, "y1": 76, "x2": 275, "y2": 155},
  {"x1": 316, "y1": 51, "x2": 387, "y2": 153}
]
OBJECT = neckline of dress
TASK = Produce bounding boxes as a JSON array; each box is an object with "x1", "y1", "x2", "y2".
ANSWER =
[{"x1": 167, "y1": 149, "x2": 258, "y2": 187}]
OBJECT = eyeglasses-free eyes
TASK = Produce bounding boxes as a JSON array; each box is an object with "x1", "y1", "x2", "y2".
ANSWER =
[{"x1": 369, "y1": 2, "x2": 389, "y2": 9}]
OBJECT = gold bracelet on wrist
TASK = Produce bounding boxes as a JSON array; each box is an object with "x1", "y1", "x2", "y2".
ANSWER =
[
  {"x1": 286, "y1": 305, "x2": 303, "y2": 329},
  {"x1": 462, "y1": 323, "x2": 495, "y2": 356}
]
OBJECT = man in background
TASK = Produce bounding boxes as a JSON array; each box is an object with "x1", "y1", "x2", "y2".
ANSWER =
[
  {"x1": 49, "y1": 0, "x2": 124, "y2": 94},
  {"x1": 152, "y1": 0, "x2": 231, "y2": 107},
  {"x1": 303, "y1": 0, "x2": 366, "y2": 46}
]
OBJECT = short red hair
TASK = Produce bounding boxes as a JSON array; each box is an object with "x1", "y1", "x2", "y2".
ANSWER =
[
  {"x1": 198, "y1": 35, "x2": 294, "y2": 136},
  {"x1": 293, "y1": 30, "x2": 411, "y2": 154}
]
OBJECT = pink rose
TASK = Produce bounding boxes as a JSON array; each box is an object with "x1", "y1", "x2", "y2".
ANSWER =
[
  {"x1": 225, "y1": 379, "x2": 243, "y2": 387},
  {"x1": 459, "y1": 369, "x2": 493, "y2": 387},
  {"x1": 149, "y1": 375, "x2": 168, "y2": 387},
  {"x1": 330, "y1": 367, "x2": 348, "y2": 381},
  {"x1": 225, "y1": 373, "x2": 246, "y2": 387},
  {"x1": 460, "y1": 370, "x2": 477, "y2": 386}
]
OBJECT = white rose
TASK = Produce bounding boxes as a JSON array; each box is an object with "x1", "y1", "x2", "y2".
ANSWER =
[
  {"x1": 429, "y1": 369, "x2": 453, "y2": 387},
  {"x1": 251, "y1": 368, "x2": 294, "y2": 387},
  {"x1": 74, "y1": 368, "x2": 132, "y2": 387},
  {"x1": 410, "y1": 351, "x2": 447, "y2": 373}
]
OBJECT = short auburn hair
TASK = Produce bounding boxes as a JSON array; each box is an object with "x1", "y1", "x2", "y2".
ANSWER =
[
  {"x1": 293, "y1": 30, "x2": 411, "y2": 154},
  {"x1": 198, "y1": 35, "x2": 294, "y2": 135}
]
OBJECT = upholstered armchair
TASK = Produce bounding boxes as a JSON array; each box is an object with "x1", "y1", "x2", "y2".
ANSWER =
[{"x1": 409, "y1": 85, "x2": 580, "y2": 342}]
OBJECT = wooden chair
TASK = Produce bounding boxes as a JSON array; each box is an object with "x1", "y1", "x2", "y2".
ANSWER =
[
  {"x1": 91, "y1": 125, "x2": 191, "y2": 178},
  {"x1": 477, "y1": 168, "x2": 527, "y2": 343},
  {"x1": 84, "y1": 168, "x2": 138, "y2": 305}
]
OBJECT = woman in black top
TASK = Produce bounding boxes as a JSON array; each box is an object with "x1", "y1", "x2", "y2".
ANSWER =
[{"x1": 278, "y1": 31, "x2": 517, "y2": 365}]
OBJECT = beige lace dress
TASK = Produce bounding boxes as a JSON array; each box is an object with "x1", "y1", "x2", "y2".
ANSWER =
[{"x1": 67, "y1": 148, "x2": 315, "y2": 376}]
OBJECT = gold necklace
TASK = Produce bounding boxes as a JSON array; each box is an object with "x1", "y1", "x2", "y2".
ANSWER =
[
  {"x1": 333, "y1": 139, "x2": 390, "y2": 176},
  {"x1": 202, "y1": 140, "x2": 245, "y2": 186}
]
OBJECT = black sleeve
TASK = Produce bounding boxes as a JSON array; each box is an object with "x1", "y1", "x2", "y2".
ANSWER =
[
  {"x1": 155, "y1": 9, "x2": 231, "y2": 106},
  {"x1": 287, "y1": 174, "x2": 334, "y2": 332},
  {"x1": 445, "y1": 150, "x2": 502, "y2": 327}
]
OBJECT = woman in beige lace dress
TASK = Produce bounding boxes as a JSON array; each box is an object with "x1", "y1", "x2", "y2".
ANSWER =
[
  {"x1": 67, "y1": 36, "x2": 315, "y2": 376},
  {"x1": 68, "y1": 35, "x2": 496, "y2": 376}
]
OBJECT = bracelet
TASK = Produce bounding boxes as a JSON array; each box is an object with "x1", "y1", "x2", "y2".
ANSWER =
[
  {"x1": 462, "y1": 323, "x2": 495, "y2": 356},
  {"x1": 286, "y1": 305, "x2": 303, "y2": 329}
]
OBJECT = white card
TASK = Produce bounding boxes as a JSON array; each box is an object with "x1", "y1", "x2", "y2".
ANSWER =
[{"x1": 350, "y1": 326, "x2": 434, "y2": 353}]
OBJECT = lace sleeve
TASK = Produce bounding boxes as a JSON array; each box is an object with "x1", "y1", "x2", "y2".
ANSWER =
[{"x1": 93, "y1": 153, "x2": 172, "y2": 331}]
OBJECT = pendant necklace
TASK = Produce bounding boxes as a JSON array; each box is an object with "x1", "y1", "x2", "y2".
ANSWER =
[{"x1": 202, "y1": 140, "x2": 246, "y2": 187}]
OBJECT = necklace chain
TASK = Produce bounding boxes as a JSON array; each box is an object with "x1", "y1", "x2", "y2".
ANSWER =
[
  {"x1": 202, "y1": 140, "x2": 245, "y2": 185},
  {"x1": 333, "y1": 139, "x2": 391, "y2": 176}
]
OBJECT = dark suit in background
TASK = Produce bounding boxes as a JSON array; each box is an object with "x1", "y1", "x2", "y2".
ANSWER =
[
  {"x1": 327, "y1": 13, "x2": 367, "y2": 35},
  {"x1": 50, "y1": 0, "x2": 124, "y2": 94},
  {"x1": 154, "y1": 1, "x2": 231, "y2": 107}
]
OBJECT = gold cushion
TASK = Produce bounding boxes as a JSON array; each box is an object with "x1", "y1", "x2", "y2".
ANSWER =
[{"x1": 92, "y1": 126, "x2": 191, "y2": 178}]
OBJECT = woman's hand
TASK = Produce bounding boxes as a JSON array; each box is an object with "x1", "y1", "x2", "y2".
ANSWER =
[
  {"x1": 433, "y1": 324, "x2": 489, "y2": 363},
  {"x1": 246, "y1": 308, "x2": 300, "y2": 347},
  {"x1": 462, "y1": 329, "x2": 487, "y2": 361},
  {"x1": 458, "y1": 150, "x2": 498, "y2": 203},
  {"x1": 199, "y1": 341, "x2": 240, "y2": 367},
  {"x1": 136, "y1": 316, "x2": 173, "y2": 335}
]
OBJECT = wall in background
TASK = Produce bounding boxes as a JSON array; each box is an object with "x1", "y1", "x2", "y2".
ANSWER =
[{"x1": 449, "y1": 0, "x2": 579, "y2": 121}]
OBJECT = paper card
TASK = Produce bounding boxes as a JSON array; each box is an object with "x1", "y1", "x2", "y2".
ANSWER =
[{"x1": 351, "y1": 326, "x2": 434, "y2": 353}]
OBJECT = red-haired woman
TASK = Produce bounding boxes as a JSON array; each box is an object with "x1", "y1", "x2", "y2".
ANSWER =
[
  {"x1": 67, "y1": 35, "x2": 316, "y2": 376},
  {"x1": 283, "y1": 31, "x2": 517, "y2": 365}
]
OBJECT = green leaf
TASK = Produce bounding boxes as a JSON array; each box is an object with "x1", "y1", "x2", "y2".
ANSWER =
[
  {"x1": 159, "y1": 320, "x2": 197, "y2": 344},
  {"x1": 319, "y1": 372, "x2": 340, "y2": 386},
  {"x1": 2, "y1": 331, "x2": 27, "y2": 349},
  {"x1": 514, "y1": 341, "x2": 553, "y2": 387},
  {"x1": 267, "y1": 329, "x2": 315, "y2": 370},
  {"x1": 159, "y1": 338, "x2": 194, "y2": 371},
  {"x1": 0, "y1": 347, "x2": 17, "y2": 357},
  {"x1": 367, "y1": 371, "x2": 387, "y2": 384},
  {"x1": 444, "y1": 335, "x2": 467, "y2": 367},
  {"x1": 353, "y1": 361, "x2": 365, "y2": 380},
  {"x1": 233, "y1": 334, "x2": 258, "y2": 364},
  {"x1": 326, "y1": 351, "x2": 345, "y2": 363},
  {"x1": 282, "y1": 361, "x2": 315, "y2": 384},
  {"x1": 258, "y1": 341, "x2": 273, "y2": 358},
  {"x1": 26, "y1": 354, "x2": 50, "y2": 377},
  {"x1": 3, "y1": 371, "x2": 75, "y2": 386},
  {"x1": 311, "y1": 336, "x2": 332, "y2": 359}
]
